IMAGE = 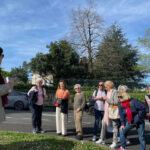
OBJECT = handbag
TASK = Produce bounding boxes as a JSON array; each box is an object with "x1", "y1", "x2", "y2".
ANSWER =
[
  {"x1": 108, "y1": 105, "x2": 120, "y2": 119},
  {"x1": 57, "y1": 98, "x2": 62, "y2": 105}
]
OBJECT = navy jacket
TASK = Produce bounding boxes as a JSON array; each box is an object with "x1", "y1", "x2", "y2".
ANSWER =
[
  {"x1": 118, "y1": 98, "x2": 146, "y2": 126},
  {"x1": 28, "y1": 91, "x2": 38, "y2": 105}
]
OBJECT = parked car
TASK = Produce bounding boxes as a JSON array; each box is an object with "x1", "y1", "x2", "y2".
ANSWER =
[
  {"x1": 84, "y1": 98, "x2": 95, "y2": 115},
  {"x1": 5, "y1": 90, "x2": 29, "y2": 110}
]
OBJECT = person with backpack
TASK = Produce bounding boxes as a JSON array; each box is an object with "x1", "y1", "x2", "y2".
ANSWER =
[
  {"x1": 145, "y1": 85, "x2": 150, "y2": 122},
  {"x1": 118, "y1": 85, "x2": 146, "y2": 150},
  {"x1": 92, "y1": 82, "x2": 106, "y2": 142},
  {"x1": 28, "y1": 78, "x2": 47, "y2": 134}
]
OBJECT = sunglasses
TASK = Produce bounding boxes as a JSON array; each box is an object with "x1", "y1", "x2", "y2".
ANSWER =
[
  {"x1": 99, "y1": 84, "x2": 103, "y2": 86},
  {"x1": 118, "y1": 96, "x2": 123, "y2": 98},
  {"x1": 75, "y1": 87, "x2": 80, "y2": 90}
]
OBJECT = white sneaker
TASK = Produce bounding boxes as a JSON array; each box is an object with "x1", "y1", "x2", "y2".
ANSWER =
[
  {"x1": 126, "y1": 139, "x2": 130, "y2": 144},
  {"x1": 110, "y1": 142, "x2": 117, "y2": 148},
  {"x1": 96, "y1": 139, "x2": 105, "y2": 144},
  {"x1": 92, "y1": 135, "x2": 96, "y2": 142}
]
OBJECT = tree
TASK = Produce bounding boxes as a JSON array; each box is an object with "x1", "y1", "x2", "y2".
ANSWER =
[
  {"x1": 138, "y1": 28, "x2": 150, "y2": 49},
  {"x1": 69, "y1": 0, "x2": 104, "y2": 77},
  {"x1": 30, "y1": 53, "x2": 52, "y2": 78},
  {"x1": 1, "y1": 70, "x2": 10, "y2": 78},
  {"x1": 46, "y1": 40, "x2": 80, "y2": 78},
  {"x1": 10, "y1": 67, "x2": 28, "y2": 83},
  {"x1": 94, "y1": 24, "x2": 144, "y2": 87},
  {"x1": 30, "y1": 40, "x2": 84, "y2": 81}
]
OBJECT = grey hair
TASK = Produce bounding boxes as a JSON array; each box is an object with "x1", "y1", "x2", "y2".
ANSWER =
[
  {"x1": 118, "y1": 85, "x2": 128, "y2": 92},
  {"x1": 74, "y1": 84, "x2": 82, "y2": 89},
  {"x1": 36, "y1": 78, "x2": 43, "y2": 83}
]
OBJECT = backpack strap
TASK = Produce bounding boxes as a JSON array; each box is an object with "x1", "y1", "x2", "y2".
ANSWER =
[{"x1": 95, "y1": 89, "x2": 98, "y2": 97}]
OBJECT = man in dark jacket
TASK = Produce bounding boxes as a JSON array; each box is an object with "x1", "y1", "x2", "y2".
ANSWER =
[{"x1": 118, "y1": 92, "x2": 146, "y2": 150}]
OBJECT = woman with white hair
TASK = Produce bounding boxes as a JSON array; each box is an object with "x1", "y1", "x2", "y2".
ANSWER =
[
  {"x1": 74, "y1": 84, "x2": 86, "y2": 140},
  {"x1": 28, "y1": 78, "x2": 47, "y2": 134}
]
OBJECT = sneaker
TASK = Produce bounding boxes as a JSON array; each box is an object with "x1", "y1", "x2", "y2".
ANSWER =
[
  {"x1": 126, "y1": 139, "x2": 130, "y2": 144},
  {"x1": 96, "y1": 139, "x2": 105, "y2": 144},
  {"x1": 37, "y1": 129, "x2": 45, "y2": 133},
  {"x1": 118, "y1": 147, "x2": 125, "y2": 150},
  {"x1": 32, "y1": 128, "x2": 37, "y2": 134},
  {"x1": 110, "y1": 142, "x2": 117, "y2": 148},
  {"x1": 92, "y1": 135, "x2": 96, "y2": 142}
]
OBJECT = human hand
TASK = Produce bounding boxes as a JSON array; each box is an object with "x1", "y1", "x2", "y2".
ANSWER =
[
  {"x1": 120, "y1": 125, "x2": 125, "y2": 130},
  {"x1": 76, "y1": 108, "x2": 80, "y2": 112},
  {"x1": 8, "y1": 78, "x2": 16, "y2": 89},
  {"x1": 103, "y1": 96, "x2": 107, "y2": 100}
]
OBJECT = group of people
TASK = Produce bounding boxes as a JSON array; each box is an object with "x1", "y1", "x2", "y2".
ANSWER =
[
  {"x1": 28, "y1": 79, "x2": 149, "y2": 150},
  {"x1": 0, "y1": 47, "x2": 149, "y2": 150}
]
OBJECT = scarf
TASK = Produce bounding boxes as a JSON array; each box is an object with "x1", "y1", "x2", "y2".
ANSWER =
[
  {"x1": 0, "y1": 70, "x2": 8, "y2": 107},
  {"x1": 121, "y1": 100, "x2": 133, "y2": 123}
]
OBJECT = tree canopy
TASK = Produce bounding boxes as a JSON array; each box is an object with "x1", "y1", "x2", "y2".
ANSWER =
[{"x1": 94, "y1": 24, "x2": 144, "y2": 87}]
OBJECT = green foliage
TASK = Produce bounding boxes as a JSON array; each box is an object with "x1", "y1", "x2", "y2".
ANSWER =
[
  {"x1": 10, "y1": 67, "x2": 28, "y2": 83},
  {"x1": 0, "y1": 131, "x2": 108, "y2": 150},
  {"x1": 30, "y1": 53, "x2": 52, "y2": 77},
  {"x1": 47, "y1": 40, "x2": 80, "y2": 78},
  {"x1": 1, "y1": 70, "x2": 10, "y2": 78},
  {"x1": 138, "y1": 28, "x2": 150, "y2": 49},
  {"x1": 94, "y1": 24, "x2": 145, "y2": 88}
]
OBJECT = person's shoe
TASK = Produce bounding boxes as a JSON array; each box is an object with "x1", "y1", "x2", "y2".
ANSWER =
[
  {"x1": 76, "y1": 135, "x2": 83, "y2": 140},
  {"x1": 57, "y1": 133, "x2": 61, "y2": 136},
  {"x1": 37, "y1": 129, "x2": 45, "y2": 133},
  {"x1": 62, "y1": 134, "x2": 67, "y2": 137},
  {"x1": 118, "y1": 147, "x2": 125, "y2": 150},
  {"x1": 110, "y1": 142, "x2": 117, "y2": 148},
  {"x1": 92, "y1": 135, "x2": 96, "y2": 142},
  {"x1": 95, "y1": 139, "x2": 105, "y2": 144},
  {"x1": 126, "y1": 139, "x2": 130, "y2": 144},
  {"x1": 32, "y1": 128, "x2": 37, "y2": 134}
]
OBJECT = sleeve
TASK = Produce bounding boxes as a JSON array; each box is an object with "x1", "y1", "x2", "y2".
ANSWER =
[
  {"x1": 79, "y1": 92, "x2": 86, "y2": 110},
  {"x1": 27, "y1": 86, "x2": 36, "y2": 96},
  {"x1": 0, "y1": 84, "x2": 10, "y2": 96},
  {"x1": 132, "y1": 99, "x2": 146, "y2": 121},
  {"x1": 118, "y1": 103, "x2": 125, "y2": 126},
  {"x1": 55, "y1": 90, "x2": 58, "y2": 99},
  {"x1": 43, "y1": 88, "x2": 47, "y2": 98},
  {"x1": 67, "y1": 90, "x2": 70, "y2": 102},
  {"x1": 107, "y1": 90, "x2": 119, "y2": 105},
  {"x1": 92, "y1": 90, "x2": 96, "y2": 99},
  {"x1": 145, "y1": 95, "x2": 150, "y2": 108}
]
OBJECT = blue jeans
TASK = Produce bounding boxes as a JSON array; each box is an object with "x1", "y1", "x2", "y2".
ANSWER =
[
  {"x1": 93, "y1": 109, "x2": 104, "y2": 136},
  {"x1": 120, "y1": 122, "x2": 146, "y2": 150}
]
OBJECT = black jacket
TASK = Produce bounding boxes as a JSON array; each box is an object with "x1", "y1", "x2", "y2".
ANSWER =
[{"x1": 28, "y1": 91, "x2": 38, "y2": 105}]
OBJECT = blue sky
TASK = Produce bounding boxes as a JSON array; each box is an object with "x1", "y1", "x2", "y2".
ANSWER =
[{"x1": 0, "y1": 0, "x2": 150, "y2": 73}]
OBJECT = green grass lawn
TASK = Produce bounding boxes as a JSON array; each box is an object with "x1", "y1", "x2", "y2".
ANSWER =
[{"x1": 0, "y1": 132, "x2": 109, "y2": 150}]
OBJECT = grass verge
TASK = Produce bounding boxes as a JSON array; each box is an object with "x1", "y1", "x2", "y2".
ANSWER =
[{"x1": 0, "y1": 131, "x2": 109, "y2": 150}]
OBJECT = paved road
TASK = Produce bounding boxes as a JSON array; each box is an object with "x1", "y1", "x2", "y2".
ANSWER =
[{"x1": 0, "y1": 108, "x2": 150, "y2": 150}]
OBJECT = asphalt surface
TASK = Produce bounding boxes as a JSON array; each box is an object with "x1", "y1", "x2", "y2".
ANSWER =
[{"x1": 0, "y1": 108, "x2": 150, "y2": 150}]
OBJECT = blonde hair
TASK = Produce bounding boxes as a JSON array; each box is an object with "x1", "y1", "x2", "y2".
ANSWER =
[
  {"x1": 74, "y1": 84, "x2": 82, "y2": 90},
  {"x1": 118, "y1": 85, "x2": 128, "y2": 93},
  {"x1": 104, "y1": 81, "x2": 114, "y2": 89}
]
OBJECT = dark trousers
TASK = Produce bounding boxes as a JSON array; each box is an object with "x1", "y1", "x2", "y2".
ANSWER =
[
  {"x1": 30, "y1": 104, "x2": 43, "y2": 130},
  {"x1": 93, "y1": 109, "x2": 104, "y2": 136}
]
